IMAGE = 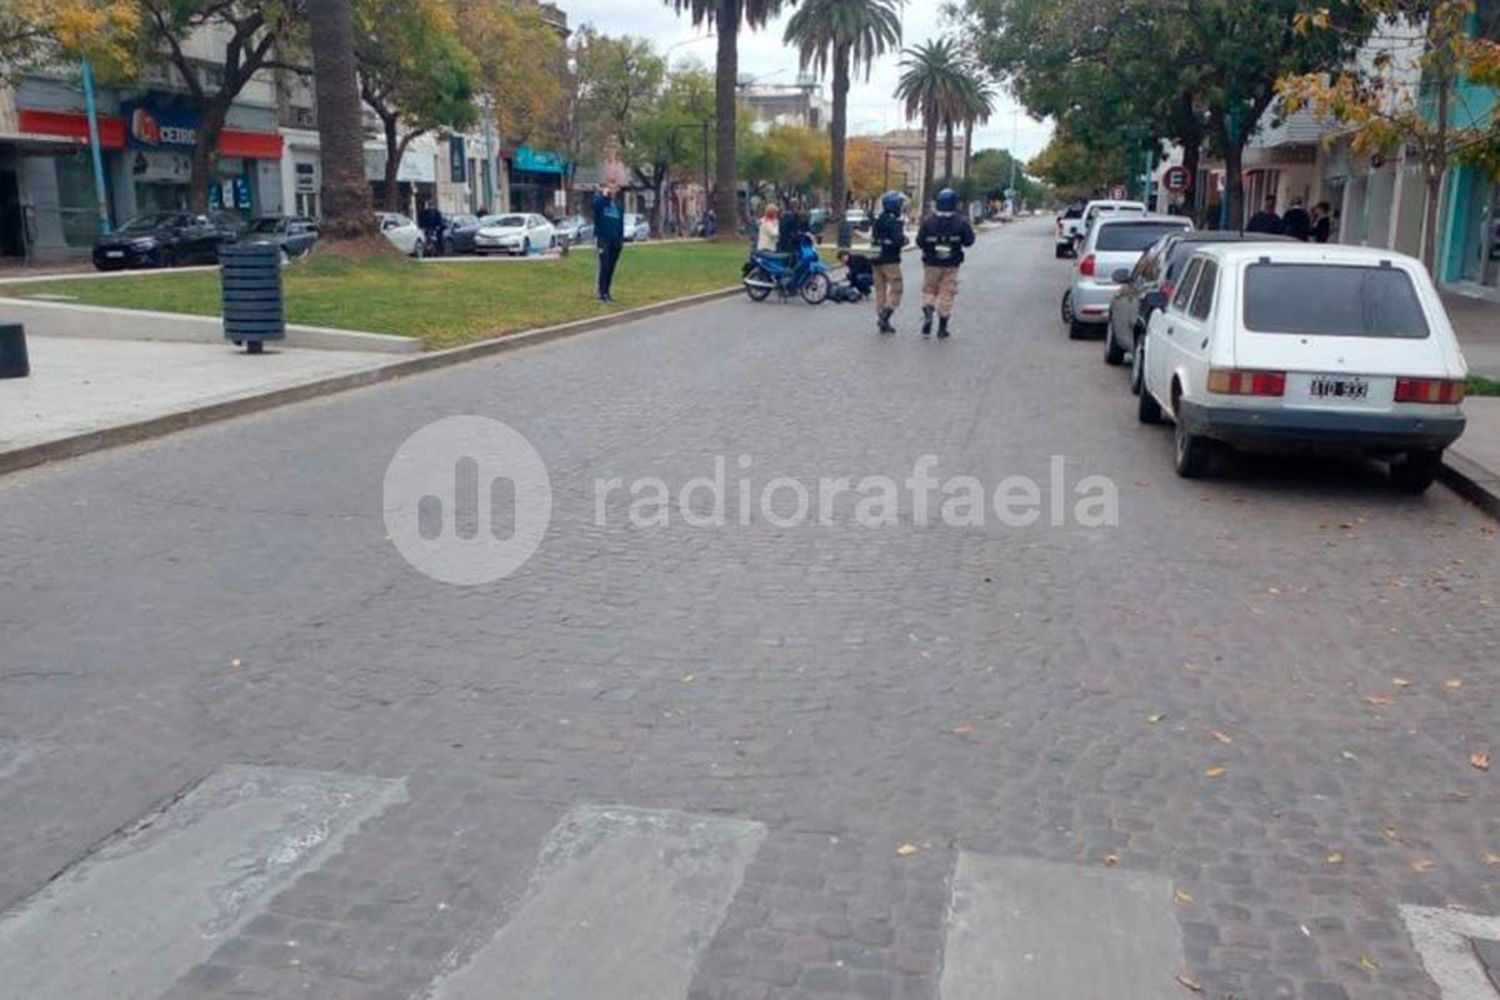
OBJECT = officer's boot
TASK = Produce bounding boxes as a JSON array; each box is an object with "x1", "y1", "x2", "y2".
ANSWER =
[{"x1": 921, "y1": 305, "x2": 935, "y2": 336}]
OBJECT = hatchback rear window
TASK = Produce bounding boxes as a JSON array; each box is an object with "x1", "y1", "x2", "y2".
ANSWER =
[
  {"x1": 1096, "y1": 223, "x2": 1190, "y2": 253},
  {"x1": 1243, "y1": 263, "x2": 1430, "y2": 338}
]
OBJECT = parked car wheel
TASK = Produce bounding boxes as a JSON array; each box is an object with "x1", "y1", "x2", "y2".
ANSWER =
[
  {"x1": 1171, "y1": 386, "x2": 1218, "y2": 478},
  {"x1": 1129, "y1": 330, "x2": 1146, "y2": 396},
  {"x1": 1390, "y1": 449, "x2": 1442, "y2": 494},
  {"x1": 1137, "y1": 364, "x2": 1163, "y2": 425},
  {"x1": 1103, "y1": 320, "x2": 1126, "y2": 365},
  {"x1": 156, "y1": 248, "x2": 176, "y2": 268},
  {"x1": 521, "y1": 238, "x2": 531, "y2": 257},
  {"x1": 411, "y1": 239, "x2": 425, "y2": 259}
]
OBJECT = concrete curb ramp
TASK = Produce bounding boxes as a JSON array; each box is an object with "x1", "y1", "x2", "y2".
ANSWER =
[{"x1": 0, "y1": 284, "x2": 744, "y2": 477}]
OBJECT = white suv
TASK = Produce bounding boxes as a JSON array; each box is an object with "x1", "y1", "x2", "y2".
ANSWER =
[
  {"x1": 1058, "y1": 199, "x2": 1146, "y2": 257},
  {"x1": 1137, "y1": 243, "x2": 1468, "y2": 490}
]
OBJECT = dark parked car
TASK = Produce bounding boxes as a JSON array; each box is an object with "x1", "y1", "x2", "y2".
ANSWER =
[
  {"x1": 1106, "y1": 230, "x2": 1294, "y2": 384},
  {"x1": 93, "y1": 212, "x2": 243, "y2": 271},
  {"x1": 244, "y1": 215, "x2": 319, "y2": 260},
  {"x1": 442, "y1": 214, "x2": 488, "y2": 254}
]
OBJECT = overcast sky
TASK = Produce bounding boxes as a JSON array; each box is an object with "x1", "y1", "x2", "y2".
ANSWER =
[{"x1": 561, "y1": 0, "x2": 1055, "y2": 162}]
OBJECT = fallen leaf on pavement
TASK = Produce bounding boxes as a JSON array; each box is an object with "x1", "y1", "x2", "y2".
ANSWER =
[
  {"x1": 1148, "y1": 713, "x2": 1166, "y2": 724},
  {"x1": 1363, "y1": 695, "x2": 1394, "y2": 707},
  {"x1": 1392, "y1": 677, "x2": 1413, "y2": 688},
  {"x1": 1103, "y1": 854, "x2": 1120, "y2": 868},
  {"x1": 230, "y1": 658, "x2": 241, "y2": 669},
  {"x1": 1267, "y1": 586, "x2": 1281, "y2": 595},
  {"x1": 1210, "y1": 730, "x2": 1233, "y2": 745},
  {"x1": 1360, "y1": 954, "x2": 1380, "y2": 972},
  {"x1": 1484, "y1": 852, "x2": 1500, "y2": 867},
  {"x1": 1326, "y1": 851, "x2": 1344, "y2": 865},
  {"x1": 1445, "y1": 678, "x2": 1464, "y2": 690},
  {"x1": 1204, "y1": 766, "x2": 1227, "y2": 779},
  {"x1": 951, "y1": 724, "x2": 975, "y2": 736},
  {"x1": 1471, "y1": 752, "x2": 1491, "y2": 771},
  {"x1": 896, "y1": 843, "x2": 919, "y2": 856},
  {"x1": 1411, "y1": 858, "x2": 1436, "y2": 873},
  {"x1": 1341, "y1": 751, "x2": 1359, "y2": 761},
  {"x1": 1174, "y1": 889, "x2": 1194, "y2": 905},
  {"x1": 1175, "y1": 972, "x2": 1204, "y2": 993},
  {"x1": 1384, "y1": 826, "x2": 1404, "y2": 843},
  {"x1": 681, "y1": 673, "x2": 695, "y2": 683}
]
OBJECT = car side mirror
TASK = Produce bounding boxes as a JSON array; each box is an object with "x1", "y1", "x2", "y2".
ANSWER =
[{"x1": 1112, "y1": 269, "x2": 1132, "y2": 283}]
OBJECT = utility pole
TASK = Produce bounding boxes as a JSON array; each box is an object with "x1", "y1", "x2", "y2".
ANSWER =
[
  {"x1": 81, "y1": 59, "x2": 112, "y2": 236},
  {"x1": 1007, "y1": 108, "x2": 1020, "y2": 213}
]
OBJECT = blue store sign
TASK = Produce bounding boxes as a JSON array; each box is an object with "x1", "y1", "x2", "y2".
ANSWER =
[
  {"x1": 513, "y1": 146, "x2": 568, "y2": 175},
  {"x1": 120, "y1": 99, "x2": 201, "y2": 152}
]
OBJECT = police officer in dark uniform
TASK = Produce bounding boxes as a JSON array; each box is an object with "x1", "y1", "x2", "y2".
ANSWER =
[{"x1": 915, "y1": 188, "x2": 976, "y2": 338}]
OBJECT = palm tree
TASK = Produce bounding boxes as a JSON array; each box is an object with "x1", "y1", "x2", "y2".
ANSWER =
[
  {"x1": 783, "y1": 0, "x2": 902, "y2": 215},
  {"x1": 666, "y1": 0, "x2": 791, "y2": 239},
  {"x1": 955, "y1": 74, "x2": 996, "y2": 188},
  {"x1": 894, "y1": 38, "x2": 968, "y2": 210},
  {"x1": 308, "y1": 0, "x2": 377, "y2": 242}
]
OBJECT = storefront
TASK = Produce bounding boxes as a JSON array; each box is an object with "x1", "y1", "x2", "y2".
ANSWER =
[
  {"x1": 1441, "y1": 163, "x2": 1500, "y2": 290},
  {"x1": 10, "y1": 90, "x2": 283, "y2": 259},
  {"x1": 507, "y1": 146, "x2": 567, "y2": 215}
]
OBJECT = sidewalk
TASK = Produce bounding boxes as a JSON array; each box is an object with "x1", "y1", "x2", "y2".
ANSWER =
[
  {"x1": 1440, "y1": 289, "x2": 1500, "y2": 515},
  {"x1": 1444, "y1": 289, "x2": 1500, "y2": 379}
]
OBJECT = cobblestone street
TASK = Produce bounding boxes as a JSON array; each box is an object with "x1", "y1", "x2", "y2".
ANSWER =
[{"x1": 1, "y1": 220, "x2": 1497, "y2": 999}]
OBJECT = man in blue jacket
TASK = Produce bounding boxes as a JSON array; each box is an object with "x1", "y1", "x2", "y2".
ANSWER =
[{"x1": 592, "y1": 184, "x2": 625, "y2": 302}]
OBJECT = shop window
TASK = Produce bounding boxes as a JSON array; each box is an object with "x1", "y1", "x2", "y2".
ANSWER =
[{"x1": 55, "y1": 153, "x2": 111, "y2": 248}]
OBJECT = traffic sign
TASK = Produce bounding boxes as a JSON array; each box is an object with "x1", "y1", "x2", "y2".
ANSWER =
[{"x1": 1164, "y1": 166, "x2": 1189, "y2": 193}]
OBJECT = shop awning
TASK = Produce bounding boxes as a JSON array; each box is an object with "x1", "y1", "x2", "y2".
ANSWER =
[{"x1": 16, "y1": 108, "x2": 283, "y2": 159}]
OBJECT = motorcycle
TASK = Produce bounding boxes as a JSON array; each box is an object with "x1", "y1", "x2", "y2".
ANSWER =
[{"x1": 742, "y1": 233, "x2": 831, "y2": 305}]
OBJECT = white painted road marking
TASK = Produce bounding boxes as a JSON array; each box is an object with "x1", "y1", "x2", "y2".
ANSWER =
[
  {"x1": 0, "y1": 764, "x2": 407, "y2": 1000},
  {"x1": 428, "y1": 805, "x2": 766, "y2": 1000},
  {"x1": 1401, "y1": 905, "x2": 1500, "y2": 999},
  {"x1": 939, "y1": 853, "x2": 1187, "y2": 1000}
]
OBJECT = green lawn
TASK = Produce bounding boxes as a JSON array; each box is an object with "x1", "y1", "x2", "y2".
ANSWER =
[
  {"x1": 1468, "y1": 375, "x2": 1500, "y2": 398},
  {"x1": 8, "y1": 242, "x2": 757, "y2": 350}
]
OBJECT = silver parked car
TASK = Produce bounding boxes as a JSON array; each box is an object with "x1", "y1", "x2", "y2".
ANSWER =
[
  {"x1": 1061, "y1": 214, "x2": 1193, "y2": 339},
  {"x1": 623, "y1": 214, "x2": 650, "y2": 242}
]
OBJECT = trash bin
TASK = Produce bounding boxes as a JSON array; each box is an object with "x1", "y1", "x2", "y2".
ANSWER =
[
  {"x1": 837, "y1": 221, "x2": 854, "y2": 250},
  {"x1": 0, "y1": 323, "x2": 29, "y2": 379},
  {"x1": 220, "y1": 243, "x2": 284, "y2": 354}
]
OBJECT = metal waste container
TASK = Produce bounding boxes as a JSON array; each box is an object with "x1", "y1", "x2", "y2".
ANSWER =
[
  {"x1": 221, "y1": 243, "x2": 284, "y2": 354},
  {"x1": 837, "y1": 220, "x2": 854, "y2": 250},
  {"x1": 0, "y1": 323, "x2": 28, "y2": 378}
]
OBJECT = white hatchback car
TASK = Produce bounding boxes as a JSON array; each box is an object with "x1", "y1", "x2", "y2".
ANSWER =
[
  {"x1": 375, "y1": 212, "x2": 424, "y2": 257},
  {"x1": 1059, "y1": 199, "x2": 1146, "y2": 257},
  {"x1": 1137, "y1": 244, "x2": 1468, "y2": 490},
  {"x1": 1063, "y1": 214, "x2": 1193, "y2": 339},
  {"x1": 474, "y1": 213, "x2": 556, "y2": 256}
]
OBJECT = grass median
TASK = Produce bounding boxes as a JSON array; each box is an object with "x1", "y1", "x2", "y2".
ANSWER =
[{"x1": 9, "y1": 241, "x2": 757, "y2": 350}]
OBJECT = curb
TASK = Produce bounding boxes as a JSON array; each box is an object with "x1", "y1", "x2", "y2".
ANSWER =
[
  {"x1": 0, "y1": 283, "x2": 744, "y2": 477},
  {"x1": 1439, "y1": 450, "x2": 1500, "y2": 520}
]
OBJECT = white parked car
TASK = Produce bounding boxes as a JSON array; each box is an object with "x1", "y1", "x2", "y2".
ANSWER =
[
  {"x1": 623, "y1": 214, "x2": 650, "y2": 242},
  {"x1": 1059, "y1": 199, "x2": 1146, "y2": 257},
  {"x1": 474, "y1": 213, "x2": 556, "y2": 256},
  {"x1": 376, "y1": 212, "x2": 424, "y2": 257},
  {"x1": 1063, "y1": 214, "x2": 1193, "y2": 339},
  {"x1": 1136, "y1": 243, "x2": 1468, "y2": 490}
]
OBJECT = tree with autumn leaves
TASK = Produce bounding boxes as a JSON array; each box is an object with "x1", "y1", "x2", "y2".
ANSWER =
[{"x1": 1280, "y1": 0, "x2": 1500, "y2": 272}]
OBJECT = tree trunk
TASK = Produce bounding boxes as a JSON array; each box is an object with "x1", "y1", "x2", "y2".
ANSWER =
[
  {"x1": 1181, "y1": 138, "x2": 1201, "y2": 223},
  {"x1": 712, "y1": 0, "x2": 739, "y2": 241},
  {"x1": 1424, "y1": 68, "x2": 1452, "y2": 277},
  {"x1": 188, "y1": 102, "x2": 228, "y2": 212},
  {"x1": 943, "y1": 119, "x2": 955, "y2": 186},
  {"x1": 309, "y1": 0, "x2": 377, "y2": 240},
  {"x1": 1223, "y1": 140, "x2": 1245, "y2": 231},
  {"x1": 382, "y1": 115, "x2": 401, "y2": 211},
  {"x1": 922, "y1": 104, "x2": 937, "y2": 212},
  {"x1": 829, "y1": 43, "x2": 849, "y2": 213}
]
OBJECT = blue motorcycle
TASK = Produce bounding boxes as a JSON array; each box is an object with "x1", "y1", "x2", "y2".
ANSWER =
[{"x1": 743, "y1": 234, "x2": 831, "y2": 305}]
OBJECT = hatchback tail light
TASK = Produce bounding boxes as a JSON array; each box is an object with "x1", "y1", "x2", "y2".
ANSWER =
[
  {"x1": 1079, "y1": 254, "x2": 1096, "y2": 277},
  {"x1": 1394, "y1": 377, "x2": 1465, "y2": 404},
  {"x1": 1207, "y1": 368, "x2": 1287, "y2": 397}
]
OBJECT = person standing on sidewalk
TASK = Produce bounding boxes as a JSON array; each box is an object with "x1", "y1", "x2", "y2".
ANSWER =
[
  {"x1": 872, "y1": 191, "x2": 908, "y2": 334},
  {"x1": 592, "y1": 184, "x2": 625, "y2": 303},
  {"x1": 916, "y1": 188, "x2": 975, "y2": 339}
]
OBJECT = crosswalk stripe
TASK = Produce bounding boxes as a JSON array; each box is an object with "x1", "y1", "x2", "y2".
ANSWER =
[
  {"x1": 428, "y1": 805, "x2": 766, "y2": 1000},
  {"x1": 939, "y1": 852, "x2": 1187, "y2": 1000},
  {"x1": 1400, "y1": 905, "x2": 1500, "y2": 999},
  {"x1": 0, "y1": 764, "x2": 406, "y2": 1000}
]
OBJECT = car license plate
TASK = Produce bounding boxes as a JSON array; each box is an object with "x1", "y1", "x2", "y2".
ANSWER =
[
  {"x1": 105, "y1": 250, "x2": 125, "y2": 259},
  {"x1": 1309, "y1": 375, "x2": 1369, "y2": 400}
]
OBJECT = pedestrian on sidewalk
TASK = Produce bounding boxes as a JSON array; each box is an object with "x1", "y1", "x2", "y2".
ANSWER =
[
  {"x1": 1245, "y1": 195, "x2": 1284, "y2": 235},
  {"x1": 592, "y1": 184, "x2": 625, "y2": 303},
  {"x1": 916, "y1": 188, "x2": 975, "y2": 339},
  {"x1": 872, "y1": 191, "x2": 908, "y2": 334},
  {"x1": 1282, "y1": 197, "x2": 1312, "y2": 242},
  {"x1": 1311, "y1": 202, "x2": 1333, "y2": 244}
]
